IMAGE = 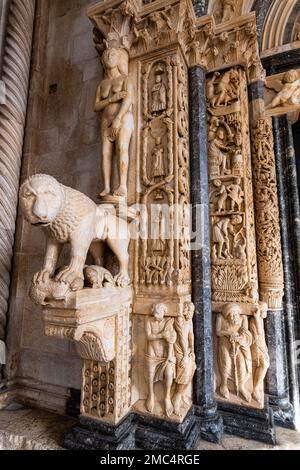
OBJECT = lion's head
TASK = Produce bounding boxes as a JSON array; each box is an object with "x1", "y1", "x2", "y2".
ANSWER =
[{"x1": 19, "y1": 174, "x2": 64, "y2": 227}]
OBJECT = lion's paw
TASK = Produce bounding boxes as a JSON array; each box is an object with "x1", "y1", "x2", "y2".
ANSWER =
[{"x1": 114, "y1": 272, "x2": 131, "y2": 287}]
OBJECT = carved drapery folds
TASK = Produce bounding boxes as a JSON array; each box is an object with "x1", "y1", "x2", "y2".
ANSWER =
[{"x1": 251, "y1": 118, "x2": 284, "y2": 309}]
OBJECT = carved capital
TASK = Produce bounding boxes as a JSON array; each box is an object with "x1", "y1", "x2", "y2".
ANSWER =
[{"x1": 189, "y1": 13, "x2": 265, "y2": 83}]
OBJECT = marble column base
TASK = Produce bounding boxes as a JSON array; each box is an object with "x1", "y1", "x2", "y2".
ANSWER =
[
  {"x1": 194, "y1": 404, "x2": 223, "y2": 444},
  {"x1": 268, "y1": 395, "x2": 295, "y2": 429},
  {"x1": 64, "y1": 414, "x2": 136, "y2": 450},
  {"x1": 218, "y1": 400, "x2": 276, "y2": 445},
  {"x1": 135, "y1": 408, "x2": 200, "y2": 450}
]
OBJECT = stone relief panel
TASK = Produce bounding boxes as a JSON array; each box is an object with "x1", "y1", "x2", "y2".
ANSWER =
[
  {"x1": 214, "y1": 302, "x2": 269, "y2": 407},
  {"x1": 207, "y1": 66, "x2": 258, "y2": 305},
  {"x1": 141, "y1": 302, "x2": 196, "y2": 420},
  {"x1": 207, "y1": 66, "x2": 269, "y2": 409},
  {"x1": 135, "y1": 51, "x2": 191, "y2": 313}
]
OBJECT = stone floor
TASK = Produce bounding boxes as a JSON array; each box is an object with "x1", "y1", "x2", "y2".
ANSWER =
[{"x1": 0, "y1": 407, "x2": 299, "y2": 450}]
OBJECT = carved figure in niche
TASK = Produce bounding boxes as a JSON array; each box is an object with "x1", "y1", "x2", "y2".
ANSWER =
[
  {"x1": 249, "y1": 306, "x2": 270, "y2": 403},
  {"x1": 19, "y1": 174, "x2": 131, "y2": 295},
  {"x1": 227, "y1": 178, "x2": 244, "y2": 212},
  {"x1": 151, "y1": 64, "x2": 167, "y2": 114},
  {"x1": 152, "y1": 137, "x2": 165, "y2": 179},
  {"x1": 208, "y1": 127, "x2": 232, "y2": 176},
  {"x1": 267, "y1": 70, "x2": 300, "y2": 109},
  {"x1": 145, "y1": 303, "x2": 176, "y2": 417},
  {"x1": 216, "y1": 303, "x2": 252, "y2": 402},
  {"x1": 210, "y1": 179, "x2": 228, "y2": 213},
  {"x1": 173, "y1": 302, "x2": 196, "y2": 417},
  {"x1": 212, "y1": 215, "x2": 242, "y2": 259},
  {"x1": 151, "y1": 205, "x2": 167, "y2": 253},
  {"x1": 95, "y1": 38, "x2": 134, "y2": 198},
  {"x1": 208, "y1": 69, "x2": 239, "y2": 108}
]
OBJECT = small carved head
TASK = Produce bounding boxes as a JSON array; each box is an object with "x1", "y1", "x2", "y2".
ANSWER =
[
  {"x1": 152, "y1": 303, "x2": 167, "y2": 320},
  {"x1": 222, "y1": 303, "x2": 242, "y2": 326},
  {"x1": 20, "y1": 174, "x2": 64, "y2": 226}
]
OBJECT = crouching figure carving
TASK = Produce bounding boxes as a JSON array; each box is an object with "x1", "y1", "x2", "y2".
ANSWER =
[{"x1": 19, "y1": 174, "x2": 131, "y2": 304}]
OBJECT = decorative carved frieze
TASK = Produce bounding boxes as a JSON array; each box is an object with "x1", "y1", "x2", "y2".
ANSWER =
[{"x1": 251, "y1": 118, "x2": 284, "y2": 310}]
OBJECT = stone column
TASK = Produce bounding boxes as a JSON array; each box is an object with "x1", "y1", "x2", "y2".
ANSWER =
[
  {"x1": 273, "y1": 115, "x2": 299, "y2": 426},
  {"x1": 249, "y1": 81, "x2": 295, "y2": 427},
  {"x1": 0, "y1": 0, "x2": 36, "y2": 372},
  {"x1": 189, "y1": 65, "x2": 223, "y2": 443},
  {"x1": 0, "y1": 0, "x2": 10, "y2": 73}
]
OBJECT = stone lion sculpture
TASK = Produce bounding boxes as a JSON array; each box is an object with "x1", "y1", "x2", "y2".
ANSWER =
[{"x1": 19, "y1": 174, "x2": 131, "y2": 295}]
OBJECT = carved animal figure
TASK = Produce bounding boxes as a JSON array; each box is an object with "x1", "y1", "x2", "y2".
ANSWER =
[{"x1": 19, "y1": 174, "x2": 130, "y2": 288}]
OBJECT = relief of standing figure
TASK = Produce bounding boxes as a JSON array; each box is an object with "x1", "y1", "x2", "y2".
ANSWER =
[
  {"x1": 173, "y1": 302, "x2": 196, "y2": 417},
  {"x1": 145, "y1": 304, "x2": 177, "y2": 417},
  {"x1": 95, "y1": 40, "x2": 134, "y2": 198},
  {"x1": 216, "y1": 303, "x2": 252, "y2": 403}
]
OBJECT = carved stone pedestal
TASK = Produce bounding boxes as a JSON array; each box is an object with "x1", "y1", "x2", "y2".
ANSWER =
[
  {"x1": 42, "y1": 286, "x2": 133, "y2": 447},
  {"x1": 218, "y1": 399, "x2": 276, "y2": 445},
  {"x1": 64, "y1": 415, "x2": 136, "y2": 450},
  {"x1": 135, "y1": 408, "x2": 200, "y2": 451}
]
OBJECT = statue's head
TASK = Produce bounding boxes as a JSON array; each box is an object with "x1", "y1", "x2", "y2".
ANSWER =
[
  {"x1": 152, "y1": 303, "x2": 167, "y2": 321},
  {"x1": 102, "y1": 47, "x2": 129, "y2": 75},
  {"x1": 222, "y1": 303, "x2": 242, "y2": 326},
  {"x1": 19, "y1": 174, "x2": 64, "y2": 226}
]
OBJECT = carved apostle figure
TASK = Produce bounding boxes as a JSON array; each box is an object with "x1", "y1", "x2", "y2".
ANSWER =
[
  {"x1": 95, "y1": 39, "x2": 134, "y2": 198},
  {"x1": 173, "y1": 302, "x2": 196, "y2": 416},
  {"x1": 249, "y1": 306, "x2": 270, "y2": 403},
  {"x1": 152, "y1": 137, "x2": 165, "y2": 179},
  {"x1": 151, "y1": 65, "x2": 167, "y2": 114},
  {"x1": 216, "y1": 303, "x2": 252, "y2": 403},
  {"x1": 145, "y1": 303, "x2": 177, "y2": 417}
]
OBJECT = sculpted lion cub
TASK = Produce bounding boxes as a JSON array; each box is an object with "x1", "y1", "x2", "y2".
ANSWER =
[{"x1": 19, "y1": 174, "x2": 130, "y2": 288}]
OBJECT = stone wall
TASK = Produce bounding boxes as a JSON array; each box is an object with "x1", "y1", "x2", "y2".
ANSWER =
[{"x1": 5, "y1": 0, "x2": 103, "y2": 412}]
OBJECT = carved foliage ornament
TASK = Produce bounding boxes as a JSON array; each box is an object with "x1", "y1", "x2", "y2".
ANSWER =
[{"x1": 251, "y1": 118, "x2": 284, "y2": 309}]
